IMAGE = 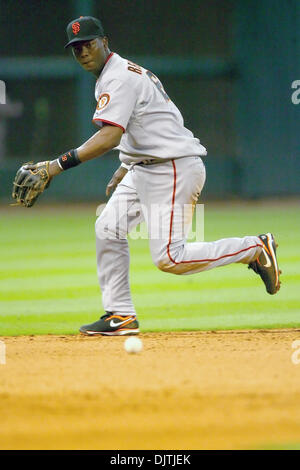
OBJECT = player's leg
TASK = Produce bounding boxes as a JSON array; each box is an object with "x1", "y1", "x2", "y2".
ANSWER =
[
  {"x1": 80, "y1": 170, "x2": 143, "y2": 335},
  {"x1": 133, "y1": 157, "x2": 263, "y2": 274}
]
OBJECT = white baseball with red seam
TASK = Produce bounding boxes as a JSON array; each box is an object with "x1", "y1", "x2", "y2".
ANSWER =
[{"x1": 124, "y1": 337, "x2": 143, "y2": 354}]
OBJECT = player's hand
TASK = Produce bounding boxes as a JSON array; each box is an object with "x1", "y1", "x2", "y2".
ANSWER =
[
  {"x1": 11, "y1": 161, "x2": 52, "y2": 208},
  {"x1": 106, "y1": 166, "x2": 128, "y2": 196}
]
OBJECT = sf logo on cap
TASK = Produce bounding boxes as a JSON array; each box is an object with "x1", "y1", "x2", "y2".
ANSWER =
[{"x1": 72, "y1": 22, "x2": 80, "y2": 35}]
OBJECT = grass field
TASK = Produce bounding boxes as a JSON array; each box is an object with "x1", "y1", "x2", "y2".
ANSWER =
[{"x1": 1, "y1": 200, "x2": 299, "y2": 336}]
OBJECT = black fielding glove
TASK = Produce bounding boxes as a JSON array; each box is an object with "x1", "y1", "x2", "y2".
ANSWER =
[{"x1": 12, "y1": 161, "x2": 52, "y2": 208}]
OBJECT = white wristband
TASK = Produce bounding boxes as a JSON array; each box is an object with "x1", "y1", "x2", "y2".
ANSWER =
[{"x1": 56, "y1": 158, "x2": 64, "y2": 170}]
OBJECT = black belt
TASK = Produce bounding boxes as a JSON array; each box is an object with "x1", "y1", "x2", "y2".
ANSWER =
[
  {"x1": 134, "y1": 156, "x2": 198, "y2": 167},
  {"x1": 136, "y1": 158, "x2": 173, "y2": 166}
]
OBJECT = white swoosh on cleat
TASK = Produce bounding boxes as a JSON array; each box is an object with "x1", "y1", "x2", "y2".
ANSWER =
[
  {"x1": 110, "y1": 318, "x2": 132, "y2": 328},
  {"x1": 261, "y1": 250, "x2": 272, "y2": 268}
]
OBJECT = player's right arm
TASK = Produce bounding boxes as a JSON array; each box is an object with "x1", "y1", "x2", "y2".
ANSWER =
[
  {"x1": 48, "y1": 124, "x2": 123, "y2": 177},
  {"x1": 11, "y1": 124, "x2": 124, "y2": 207},
  {"x1": 12, "y1": 74, "x2": 135, "y2": 207}
]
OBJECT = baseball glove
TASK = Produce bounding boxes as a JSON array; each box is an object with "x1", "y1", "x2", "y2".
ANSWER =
[{"x1": 11, "y1": 161, "x2": 51, "y2": 208}]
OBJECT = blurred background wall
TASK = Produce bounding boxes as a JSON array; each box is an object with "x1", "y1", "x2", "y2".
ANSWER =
[{"x1": 0, "y1": 0, "x2": 299, "y2": 202}]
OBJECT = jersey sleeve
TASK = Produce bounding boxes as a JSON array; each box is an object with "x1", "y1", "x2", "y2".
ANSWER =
[{"x1": 93, "y1": 79, "x2": 137, "y2": 133}]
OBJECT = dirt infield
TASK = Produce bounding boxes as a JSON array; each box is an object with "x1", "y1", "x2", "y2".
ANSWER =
[{"x1": 1, "y1": 330, "x2": 300, "y2": 450}]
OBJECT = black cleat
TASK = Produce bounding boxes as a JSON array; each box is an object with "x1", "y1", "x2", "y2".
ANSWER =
[
  {"x1": 248, "y1": 233, "x2": 281, "y2": 295},
  {"x1": 79, "y1": 313, "x2": 139, "y2": 336}
]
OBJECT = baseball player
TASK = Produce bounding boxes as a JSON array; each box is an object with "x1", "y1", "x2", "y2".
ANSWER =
[{"x1": 12, "y1": 16, "x2": 281, "y2": 336}]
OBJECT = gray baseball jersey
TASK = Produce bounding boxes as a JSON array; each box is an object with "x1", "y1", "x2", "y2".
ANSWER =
[{"x1": 92, "y1": 52, "x2": 207, "y2": 165}]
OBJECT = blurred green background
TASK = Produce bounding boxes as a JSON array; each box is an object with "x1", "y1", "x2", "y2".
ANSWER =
[
  {"x1": 1, "y1": 0, "x2": 299, "y2": 200},
  {"x1": 0, "y1": 0, "x2": 299, "y2": 334}
]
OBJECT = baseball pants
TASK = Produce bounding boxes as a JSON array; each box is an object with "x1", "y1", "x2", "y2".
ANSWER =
[{"x1": 95, "y1": 156, "x2": 263, "y2": 315}]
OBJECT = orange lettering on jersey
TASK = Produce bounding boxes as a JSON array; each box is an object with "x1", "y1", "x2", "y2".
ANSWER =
[
  {"x1": 62, "y1": 155, "x2": 68, "y2": 161},
  {"x1": 96, "y1": 93, "x2": 110, "y2": 110},
  {"x1": 127, "y1": 61, "x2": 142, "y2": 75},
  {"x1": 128, "y1": 66, "x2": 142, "y2": 75}
]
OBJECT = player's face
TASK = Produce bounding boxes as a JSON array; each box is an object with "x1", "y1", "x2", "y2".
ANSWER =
[{"x1": 72, "y1": 38, "x2": 109, "y2": 76}]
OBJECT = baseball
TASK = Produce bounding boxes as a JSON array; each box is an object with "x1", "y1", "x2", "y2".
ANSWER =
[{"x1": 124, "y1": 337, "x2": 143, "y2": 354}]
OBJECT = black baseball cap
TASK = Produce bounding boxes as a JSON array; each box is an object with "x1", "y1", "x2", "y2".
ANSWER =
[{"x1": 64, "y1": 16, "x2": 105, "y2": 48}]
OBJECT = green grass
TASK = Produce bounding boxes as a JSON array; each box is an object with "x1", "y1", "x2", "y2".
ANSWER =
[{"x1": 1, "y1": 201, "x2": 299, "y2": 335}]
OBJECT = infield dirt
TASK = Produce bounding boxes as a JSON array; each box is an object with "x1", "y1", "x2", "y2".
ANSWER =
[{"x1": 1, "y1": 329, "x2": 300, "y2": 450}]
